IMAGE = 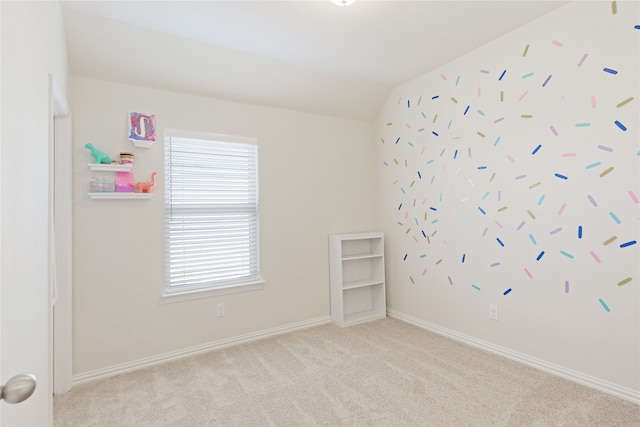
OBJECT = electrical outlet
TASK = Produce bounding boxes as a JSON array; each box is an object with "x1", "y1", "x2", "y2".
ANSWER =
[
  {"x1": 489, "y1": 304, "x2": 499, "y2": 321},
  {"x1": 217, "y1": 303, "x2": 225, "y2": 317}
]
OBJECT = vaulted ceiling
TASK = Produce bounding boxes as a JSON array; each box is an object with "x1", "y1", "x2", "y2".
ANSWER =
[{"x1": 61, "y1": 1, "x2": 569, "y2": 121}]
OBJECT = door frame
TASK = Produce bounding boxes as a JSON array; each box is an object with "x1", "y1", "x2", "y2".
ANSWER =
[{"x1": 50, "y1": 75, "x2": 72, "y2": 395}]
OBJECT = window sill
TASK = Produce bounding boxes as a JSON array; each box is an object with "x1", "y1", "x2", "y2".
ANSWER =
[{"x1": 162, "y1": 280, "x2": 265, "y2": 303}]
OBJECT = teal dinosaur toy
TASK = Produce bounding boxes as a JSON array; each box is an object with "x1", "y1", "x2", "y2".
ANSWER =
[{"x1": 85, "y1": 143, "x2": 112, "y2": 164}]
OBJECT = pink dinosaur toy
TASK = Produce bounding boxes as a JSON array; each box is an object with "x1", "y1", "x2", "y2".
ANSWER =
[{"x1": 130, "y1": 172, "x2": 157, "y2": 193}]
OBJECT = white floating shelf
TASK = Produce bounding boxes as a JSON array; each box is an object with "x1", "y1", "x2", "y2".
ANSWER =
[
  {"x1": 88, "y1": 163, "x2": 133, "y2": 172},
  {"x1": 132, "y1": 140, "x2": 154, "y2": 149},
  {"x1": 88, "y1": 192, "x2": 153, "y2": 200}
]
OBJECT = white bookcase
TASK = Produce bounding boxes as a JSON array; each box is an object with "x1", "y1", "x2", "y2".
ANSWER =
[{"x1": 329, "y1": 232, "x2": 386, "y2": 327}]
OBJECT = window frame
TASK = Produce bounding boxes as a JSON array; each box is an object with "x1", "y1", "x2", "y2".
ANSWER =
[{"x1": 162, "y1": 128, "x2": 264, "y2": 303}]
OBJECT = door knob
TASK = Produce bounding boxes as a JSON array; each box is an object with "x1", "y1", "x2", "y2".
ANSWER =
[{"x1": 0, "y1": 374, "x2": 36, "y2": 404}]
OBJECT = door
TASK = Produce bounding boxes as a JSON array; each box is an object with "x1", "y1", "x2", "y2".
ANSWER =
[
  {"x1": 0, "y1": 74, "x2": 67, "y2": 427},
  {"x1": 1, "y1": 2, "x2": 70, "y2": 424}
]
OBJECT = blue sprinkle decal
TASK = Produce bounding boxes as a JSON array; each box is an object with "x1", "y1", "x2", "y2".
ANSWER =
[
  {"x1": 554, "y1": 173, "x2": 568, "y2": 180},
  {"x1": 603, "y1": 68, "x2": 618, "y2": 74},
  {"x1": 609, "y1": 212, "x2": 622, "y2": 224},
  {"x1": 496, "y1": 238, "x2": 505, "y2": 247},
  {"x1": 560, "y1": 251, "x2": 574, "y2": 259},
  {"x1": 620, "y1": 240, "x2": 637, "y2": 248},
  {"x1": 499, "y1": 69, "x2": 507, "y2": 81},
  {"x1": 614, "y1": 120, "x2": 627, "y2": 131},
  {"x1": 585, "y1": 162, "x2": 601, "y2": 169},
  {"x1": 536, "y1": 251, "x2": 545, "y2": 261},
  {"x1": 503, "y1": 288, "x2": 512, "y2": 295},
  {"x1": 532, "y1": 144, "x2": 542, "y2": 155}
]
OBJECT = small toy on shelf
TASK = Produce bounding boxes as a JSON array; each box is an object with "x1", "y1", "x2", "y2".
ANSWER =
[
  {"x1": 85, "y1": 143, "x2": 112, "y2": 164},
  {"x1": 116, "y1": 152, "x2": 135, "y2": 192},
  {"x1": 130, "y1": 172, "x2": 157, "y2": 193}
]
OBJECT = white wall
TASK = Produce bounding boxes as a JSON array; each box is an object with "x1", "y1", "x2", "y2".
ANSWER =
[
  {"x1": 1, "y1": 1, "x2": 68, "y2": 424},
  {"x1": 376, "y1": 1, "x2": 639, "y2": 399},
  {"x1": 71, "y1": 77, "x2": 376, "y2": 377}
]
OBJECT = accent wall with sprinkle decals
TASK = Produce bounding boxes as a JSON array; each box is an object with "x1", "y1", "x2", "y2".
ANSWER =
[{"x1": 375, "y1": 1, "x2": 639, "y2": 396}]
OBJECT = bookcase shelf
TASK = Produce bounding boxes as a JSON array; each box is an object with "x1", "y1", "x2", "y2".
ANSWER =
[{"x1": 329, "y1": 232, "x2": 386, "y2": 327}]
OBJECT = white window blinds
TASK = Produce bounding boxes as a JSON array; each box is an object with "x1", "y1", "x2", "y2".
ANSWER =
[{"x1": 165, "y1": 133, "x2": 259, "y2": 292}]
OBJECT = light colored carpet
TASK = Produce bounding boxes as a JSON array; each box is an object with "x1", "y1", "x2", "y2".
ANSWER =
[{"x1": 54, "y1": 318, "x2": 639, "y2": 426}]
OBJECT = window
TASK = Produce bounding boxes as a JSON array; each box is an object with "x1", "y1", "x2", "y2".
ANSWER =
[{"x1": 164, "y1": 130, "x2": 262, "y2": 301}]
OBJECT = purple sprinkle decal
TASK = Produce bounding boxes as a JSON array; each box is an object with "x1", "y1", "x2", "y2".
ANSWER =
[{"x1": 587, "y1": 195, "x2": 598, "y2": 207}]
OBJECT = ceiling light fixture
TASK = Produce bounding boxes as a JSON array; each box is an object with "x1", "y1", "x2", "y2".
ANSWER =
[{"x1": 331, "y1": 0, "x2": 356, "y2": 7}]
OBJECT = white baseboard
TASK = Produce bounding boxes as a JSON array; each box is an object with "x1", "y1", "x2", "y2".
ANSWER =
[
  {"x1": 387, "y1": 308, "x2": 640, "y2": 405},
  {"x1": 72, "y1": 315, "x2": 331, "y2": 386}
]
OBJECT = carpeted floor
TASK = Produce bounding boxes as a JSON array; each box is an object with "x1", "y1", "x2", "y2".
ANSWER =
[{"x1": 54, "y1": 318, "x2": 640, "y2": 426}]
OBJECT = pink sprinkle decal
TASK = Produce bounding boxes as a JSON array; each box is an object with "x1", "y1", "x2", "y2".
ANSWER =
[
  {"x1": 578, "y1": 53, "x2": 589, "y2": 66},
  {"x1": 628, "y1": 190, "x2": 639, "y2": 204},
  {"x1": 590, "y1": 251, "x2": 602, "y2": 263},
  {"x1": 558, "y1": 203, "x2": 567, "y2": 215},
  {"x1": 525, "y1": 268, "x2": 533, "y2": 278}
]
